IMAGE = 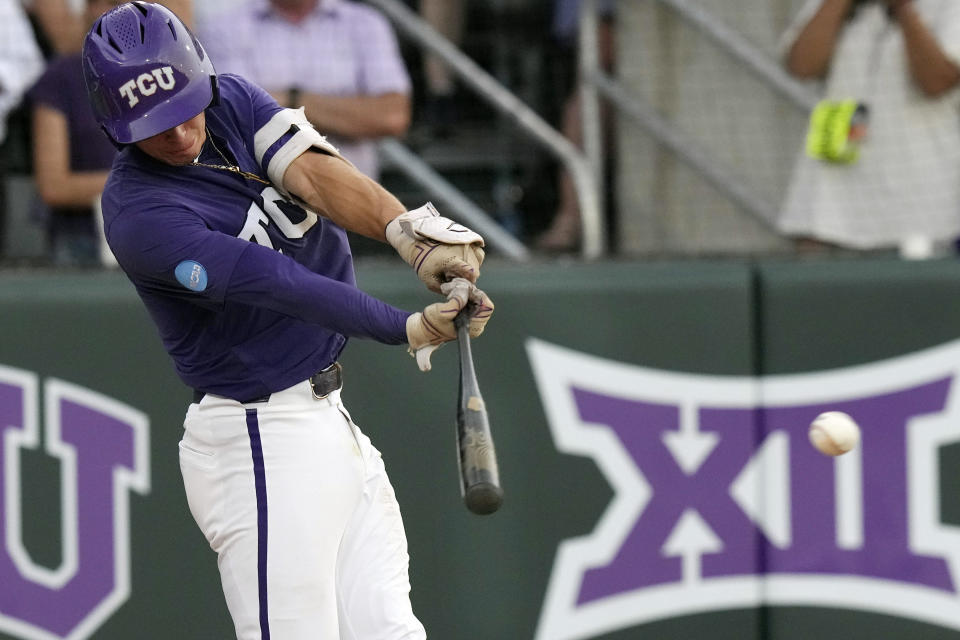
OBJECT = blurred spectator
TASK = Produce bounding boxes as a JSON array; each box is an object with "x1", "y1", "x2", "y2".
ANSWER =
[
  {"x1": 24, "y1": 0, "x2": 84, "y2": 55},
  {"x1": 192, "y1": 0, "x2": 232, "y2": 32},
  {"x1": 535, "y1": 0, "x2": 615, "y2": 253},
  {"x1": 200, "y1": 0, "x2": 411, "y2": 181},
  {"x1": 419, "y1": 0, "x2": 465, "y2": 138},
  {"x1": 24, "y1": 0, "x2": 193, "y2": 55},
  {"x1": 779, "y1": 0, "x2": 960, "y2": 257},
  {"x1": 0, "y1": 0, "x2": 43, "y2": 144},
  {"x1": 25, "y1": 1, "x2": 194, "y2": 267},
  {"x1": 156, "y1": 0, "x2": 190, "y2": 26},
  {"x1": 0, "y1": 0, "x2": 45, "y2": 255},
  {"x1": 27, "y1": 0, "x2": 121, "y2": 267}
]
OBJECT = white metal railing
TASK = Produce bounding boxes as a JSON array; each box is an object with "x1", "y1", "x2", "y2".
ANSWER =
[
  {"x1": 378, "y1": 139, "x2": 530, "y2": 260},
  {"x1": 590, "y1": 69, "x2": 780, "y2": 230},
  {"x1": 579, "y1": 0, "x2": 606, "y2": 246},
  {"x1": 655, "y1": 0, "x2": 819, "y2": 112},
  {"x1": 370, "y1": 0, "x2": 816, "y2": 258},
  {"x1": 366, "y1": 0, "x2": 605, "y2": 259}
]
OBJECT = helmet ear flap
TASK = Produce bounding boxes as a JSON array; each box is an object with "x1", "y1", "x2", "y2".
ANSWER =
[{"x1": 101, "y1": 124, "x2": 125, "y2": 150}]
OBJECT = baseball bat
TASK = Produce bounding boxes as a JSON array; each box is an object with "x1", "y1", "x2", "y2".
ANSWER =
[{"x1": 454, "y1": 305, "x2": 503, "y2": 515}]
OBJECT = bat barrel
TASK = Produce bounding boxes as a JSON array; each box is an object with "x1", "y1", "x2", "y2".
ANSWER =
[
  {"x1": 455, "y1": 302, "x2": 504, "y2": 515},
  {"x1": 465, "y1": 482, "x2": 504, "y2": 515}
]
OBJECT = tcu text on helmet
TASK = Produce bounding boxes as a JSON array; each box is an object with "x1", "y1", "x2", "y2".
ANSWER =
[{"x1": 118, "y1": 66, "x2": 176, "y2": 108}]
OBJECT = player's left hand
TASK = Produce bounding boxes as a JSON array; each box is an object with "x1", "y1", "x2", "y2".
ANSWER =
[
  {"x1": 405, "y1": 278, "x2": 494, "y2": 372},
  {"x1": 386, "y1": 203, "x2": 485, "y2": 294}
]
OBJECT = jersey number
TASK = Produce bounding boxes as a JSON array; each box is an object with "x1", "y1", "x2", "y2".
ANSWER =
[{"x1": 237, "y1": 186, "x2": 318, "y2": 249}]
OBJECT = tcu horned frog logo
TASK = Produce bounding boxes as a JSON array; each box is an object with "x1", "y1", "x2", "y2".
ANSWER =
[
  {"x1": 527, "y1": 338, "x2": 960, "y2": 640},
  {"x1": 0, "y1": 365, "x2": 150, "y2": 640}
]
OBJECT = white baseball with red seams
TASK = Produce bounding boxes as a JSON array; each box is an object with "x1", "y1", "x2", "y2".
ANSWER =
[{"x1": 808, "y1": 411, "x2": 861, "y2": 456}]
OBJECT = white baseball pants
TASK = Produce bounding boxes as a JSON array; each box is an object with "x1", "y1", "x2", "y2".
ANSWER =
[{"x1": 178, "y1": 379, "x2": 426, "y2": 639}]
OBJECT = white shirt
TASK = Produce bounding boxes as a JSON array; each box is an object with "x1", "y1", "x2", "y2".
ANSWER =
[
  {"x1": 0, "y1": 0, "x2": 44, "y2": 143},
  {"x1": 779, "y1": 0, "x2": 960, "y2": 249}
]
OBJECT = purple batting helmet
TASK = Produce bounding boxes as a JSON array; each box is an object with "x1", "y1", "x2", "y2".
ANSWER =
[{"x1": 82, "y1": 2, "x2": 217, "y2": 144}]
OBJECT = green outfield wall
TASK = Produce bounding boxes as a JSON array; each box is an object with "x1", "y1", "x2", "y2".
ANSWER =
[{"x1": 0, "y1": 257, "x2": 959, "y2": 640}]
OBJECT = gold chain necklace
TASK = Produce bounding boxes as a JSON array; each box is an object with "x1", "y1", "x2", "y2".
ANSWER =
[{"x1": 189, "y1": 128, "x2": 270, "y2": 185}]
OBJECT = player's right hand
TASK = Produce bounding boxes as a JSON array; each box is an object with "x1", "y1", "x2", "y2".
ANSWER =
[{"x1": 405, "y1": 278, "x2": 494, "y2": 372}]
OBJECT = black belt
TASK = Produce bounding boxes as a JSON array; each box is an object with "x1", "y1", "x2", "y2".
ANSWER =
[{"x1": 192, "y1": 362, "x2": 343, "y2": 404}]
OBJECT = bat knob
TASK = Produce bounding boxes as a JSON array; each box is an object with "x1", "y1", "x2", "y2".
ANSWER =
[{"x1": 465, "y1": 482, "x2": 504, "y2": 515}]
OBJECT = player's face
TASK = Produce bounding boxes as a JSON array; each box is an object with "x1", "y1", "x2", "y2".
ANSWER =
[{"x1": 135, "y1": 112, "x2": 207, "y2": 166}]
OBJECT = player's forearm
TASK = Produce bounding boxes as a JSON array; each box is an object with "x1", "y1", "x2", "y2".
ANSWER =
[
  {"x1": 229, "y1": 242, "x2": 410, "y2": 344},
  {"x1": 895, "y1": 1, "x2": 960, "y2": 97},
  {"x1": 297, "y1": 92, "x2": 411, "y2": 139},
  {"x1": 283, "y1": 151, "x2": 405, "y2": 241},
  {"x1": 785, "y1": 0, "x2": 853, "y2": 78}
]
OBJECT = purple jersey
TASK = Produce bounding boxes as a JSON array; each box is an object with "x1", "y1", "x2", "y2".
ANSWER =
[{"x1": 101, "y1": 74, "x2": 409, "y2": 401}]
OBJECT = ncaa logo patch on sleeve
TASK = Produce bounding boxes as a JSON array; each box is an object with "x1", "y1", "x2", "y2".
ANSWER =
[{"x1": 175, "y1": 260, "x2": 208, "y2": 292}]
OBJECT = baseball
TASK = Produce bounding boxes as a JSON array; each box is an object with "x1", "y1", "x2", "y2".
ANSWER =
[{"x1": 808, "y1": 411, "x2": 860, "y2": 456}]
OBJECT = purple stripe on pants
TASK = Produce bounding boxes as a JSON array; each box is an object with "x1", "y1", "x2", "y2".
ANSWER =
[{"x1": 246, "y1": 408, "x2": 271, "y2": 640}]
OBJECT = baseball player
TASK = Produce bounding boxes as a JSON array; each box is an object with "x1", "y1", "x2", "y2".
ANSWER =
[{"x1": 81, "y1": 3, "x2": 493, "y2": 638}]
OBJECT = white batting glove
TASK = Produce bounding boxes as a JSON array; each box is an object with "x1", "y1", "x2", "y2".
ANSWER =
[
  {"x1": 386, "y1": 203, "x2": 485, "y2": 294},
  {"x1": 406, "y1": 277, "x2": 495, "y2": 372}
]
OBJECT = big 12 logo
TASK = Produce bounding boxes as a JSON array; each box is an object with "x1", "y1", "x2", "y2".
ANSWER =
[{"x1": 528, "y1": 338, "x2": 960, "y2": 640}]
